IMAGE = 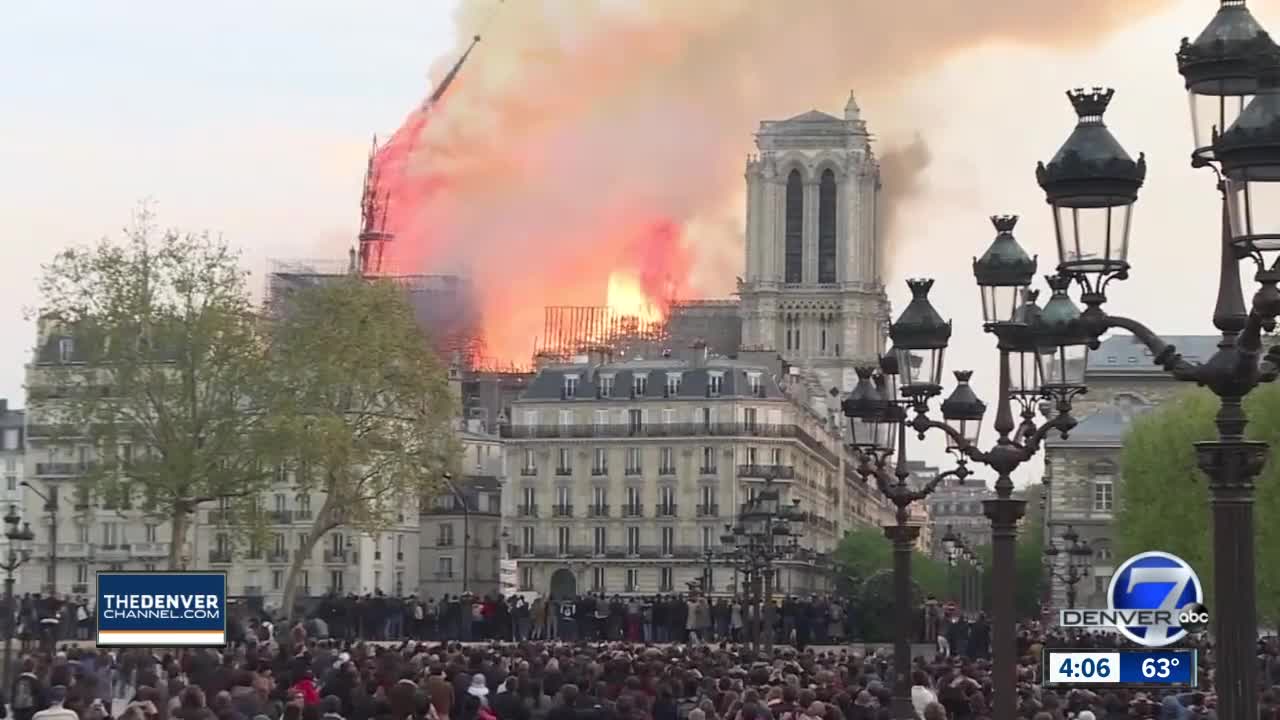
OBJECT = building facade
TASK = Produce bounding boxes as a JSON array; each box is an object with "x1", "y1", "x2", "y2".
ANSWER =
[
  {"x1": 737, "y1": 93, "x2": 892, "y2": 393},
  {"x1": 0, "y1": 400, "x2": 25, "y2": 586},
  {"x1": 501, "y1": 354, "x2": 891, "y2": 599},
  {"x1": 1042, "y1": 334, "x2": 1218, "y2": 612},
  {"x1": 925, "y1": 475, "x2": 990, "y2": 557},
  {"x1": 419, "y1": 428, "x2": 504, "y2": 598}
]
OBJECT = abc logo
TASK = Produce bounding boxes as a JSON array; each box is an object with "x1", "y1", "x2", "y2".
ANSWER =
[{"x1": 1178, "y1": 602, "x2": 1210, "y2": 633}]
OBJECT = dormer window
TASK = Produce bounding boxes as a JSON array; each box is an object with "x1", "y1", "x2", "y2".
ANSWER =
[
  {"x1": 633, "y1": 375, "x2": 648, "y2": 397},
  {"x1": 599, "y1": 374, "x2": 615, "y2": 398},
  {"x1": 563, "y1": 375, "x2": 579, "y2": 399},
  {"x1": 747, "y1": 372, "x2": 763, "y2": 396},
  {"x1": 708, "y1": 372, "x2": 724, "y2": 397},
  {"x1": 58, "y1": 338, "x2": 74, "y2": 363},
  {"x1": 665, "y1": 373, "x2": 682, "y2": 397}
]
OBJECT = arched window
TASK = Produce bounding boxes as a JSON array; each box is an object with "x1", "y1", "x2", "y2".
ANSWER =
[
  {"x1": 818, "y1": 169, "x2": 837, "y2": 283},
  {"x1": 785, "y1": 170, "x2": 804, "y2": 283}
]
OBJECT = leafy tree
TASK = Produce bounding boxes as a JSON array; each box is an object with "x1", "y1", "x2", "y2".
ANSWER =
[
  {"x1": 1116, "y1": 385, "x2": 1280, "y2": 625},
  {"x1": 266, "y1": 276, "x2": 457, "y2": 614},
  {"x1": 35, "y1": 210, "x2": 279, "y2": 568}
]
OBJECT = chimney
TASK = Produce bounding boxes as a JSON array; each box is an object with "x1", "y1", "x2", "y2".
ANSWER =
[
  {"x1": 689, "y1": 340, "x2": 708, "y2": 367},
  {"x1": 0, "y1": 399, "x2": 7, "y2": 413}
]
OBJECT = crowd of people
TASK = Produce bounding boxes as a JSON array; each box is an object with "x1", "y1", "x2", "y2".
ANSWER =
[{"x1": 1, "y1": 588, "x2": 1275, "y2": 720}]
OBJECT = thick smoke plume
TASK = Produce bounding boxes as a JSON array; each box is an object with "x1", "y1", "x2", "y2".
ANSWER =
[
  {"x1": 374, "y1": 0, "x2": 1170, "y2": 364},
  {"x1": 878, "y1": 135, "x2": 933, "y2": 283}
]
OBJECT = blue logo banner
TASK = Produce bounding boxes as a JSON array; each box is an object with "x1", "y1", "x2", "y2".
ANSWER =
[{"x1": 97, "y1": 572, "x2": 227, "y2": 647}]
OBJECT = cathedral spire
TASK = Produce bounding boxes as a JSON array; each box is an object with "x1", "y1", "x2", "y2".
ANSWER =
[
  {"x1": 424, "y1": 35, "x2": 481, "y2": 109},
  {"x1": 357, "y1": 136, "x2": 392, "y2": 276},
  {"x1": 844, "y1": 91, "x2": 861, "y2": 122}
]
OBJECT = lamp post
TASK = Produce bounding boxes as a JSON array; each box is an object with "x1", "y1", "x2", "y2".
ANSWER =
[
  {"x1": 720, "y1": 477, "x2": 803, "y2": 652},
  {"x1": 19, "y1": 482, "x2": 56, "y2": 596},
  {"x1": 1, "y1": 504, "x2": 34, "y2": 687},
  {"x1": 702, "y1": 548, "x2": 715, "y2": 596},
  {"x1": 1020, "y1": 5, "x2": 1280, "y2": 714},
  {"x1": 441, "y1": 472, "x2": 470, "y2": 594},
  {"x1": 843, "y1": 218, "x2": 1091, "y2": 720},
  {"x1": 1043, "y1": 525, "x2": 1093, "y2": 610}
]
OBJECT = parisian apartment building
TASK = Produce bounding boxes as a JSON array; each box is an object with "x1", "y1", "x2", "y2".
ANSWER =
[{"x1": 501, "y1": 351, "x2": 893, "y2": 599}]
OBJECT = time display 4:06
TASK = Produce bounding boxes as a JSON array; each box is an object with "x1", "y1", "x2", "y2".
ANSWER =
[{"x1": 1048, "y1": 652, "x2": 1119, "y2": 683}]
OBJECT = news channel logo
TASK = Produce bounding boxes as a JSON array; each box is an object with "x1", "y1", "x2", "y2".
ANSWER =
[
  {"x1": 96, "y1": 572, "x2": 227, "y2": 647},
  {"x1": 1058, "y1": 551, "x2": 1209, "y2": 648}
]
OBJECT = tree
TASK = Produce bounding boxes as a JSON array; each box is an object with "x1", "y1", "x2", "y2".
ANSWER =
[
  {"x1": 833, "y1": 526, "x2": 954, "y2": 600},
  {"x1": 1116, "y1": 385, "x2": 1280, "y2": 626},
  {"x1": 35, "y1": 210, "x2": 279, "y2": 569},
  {"x1": 266, "y1": 275, "x2": 457, "y2": 615}
]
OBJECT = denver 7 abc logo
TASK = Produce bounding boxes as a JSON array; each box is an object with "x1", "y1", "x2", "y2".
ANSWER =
[{"x1": 1060, "y1": 551, "x2": 1209, "y2": 647}]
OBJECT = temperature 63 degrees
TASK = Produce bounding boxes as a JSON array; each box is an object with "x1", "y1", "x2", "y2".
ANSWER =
[{"x1": 1118, "y1": 651, "x2": 1196, "y2": 685}]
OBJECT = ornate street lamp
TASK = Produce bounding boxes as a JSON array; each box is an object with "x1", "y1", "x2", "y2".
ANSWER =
[
  {"x1": 1030, "y1": 9, "x2": 1280, "y2": 709},
  {"x1": 1, "y1": 504, "x2": 33, "y2": 687},
  {"x1": 719, "y1": 478, "x2": 803, "y2": 652},
  {"x1": 1044, "y1": 525, "x2": 1093, "y2": 610},
  {"x1": 844, "y1": 214, "x2": 1091, "y2": 720}
]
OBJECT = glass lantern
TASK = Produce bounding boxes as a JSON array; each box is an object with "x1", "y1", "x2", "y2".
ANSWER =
[
  {"x1": 940, "y1": 370, "x2": 986, "y2": 451},
  {"x1": 889, "y1": 279, "x2": 952, "y2": 398},
  {"x1": 973, "y1": 215, "x2": 1037, "y2": 326}
]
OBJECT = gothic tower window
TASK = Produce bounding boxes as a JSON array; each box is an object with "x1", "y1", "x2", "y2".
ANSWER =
[
  {"x1": 818, "y1": 169, "x2": 837, "y2": 283},
  {"x1": 785, "y1": 170, "x2": 804, "y2": 284}
]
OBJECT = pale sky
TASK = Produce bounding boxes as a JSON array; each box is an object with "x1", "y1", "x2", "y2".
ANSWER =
[{"x1": 0, "y1": 1, "x2": 1258, "y2": 482}]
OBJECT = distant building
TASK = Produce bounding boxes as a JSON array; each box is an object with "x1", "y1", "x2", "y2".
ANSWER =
[
  {"x1": 0, "y1": 400, "x2": 25, "y2": 586},
  {"x1": 501, "y1": 353, "x2": 890, "y2": 599},
  {"x1": 925, "y1": 473, "x2": 989, "y2": 557},
  {"x1": 1043, "y1": 334, "x2": 1219, "y2": 612},
  {"x1": 419, "y1": 436, "x2": 502, "y2": 598}
]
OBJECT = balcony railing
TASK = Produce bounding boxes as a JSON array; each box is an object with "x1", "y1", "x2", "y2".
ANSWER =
[
  {"x1": 243, "y1": 585, "x2": 264, "y2": 596},
  {"x1": 555, "y1": 467, "x2": 572, "y2": 476},
  {"x1": 552, "y1": 504, "x2": 573, "y2": 518},
  {"x1": 520, "y1": 467, "x2": 537, "y2": 476},
  {"x1": 696, "y1": 503, "x2": 719, "y2": 517},
  {"x1": 587, "y1": 504, "x2": 610, "y2": 518},
  {"x1": 434, "y1": 571, "x2": 455, "y2": 579},
  {"x1": 295, "y1": 509, "x2": 314, "y2": 521},
  {"x1": 625, "y1": 466, "x2": 642, "y2": 476},
  {"x1": 509, "y1": 544, "x2": 710, "y2": 560},
  {"x1": 621, "y1": 504, "x2": 643, "y2": 518},
  {"x1": 500, "y1": 422, "x2": 840, "y2": 465},
  {"x1": 207, "y1": 510, "x2": 235, "y2": 525},
  {"x1": 268, "y1": 550, "x2": 289, "y2": 563},
  {"x1": 209, "y1": 550, "x2": 233, "y2": 564},
  {"x1": 72, "y1": 583, "x2": 88, "y2": 594},
  {"x1": 267, "y1": 510, "x2": 293, "y2": 524},
  {"x1": 34, "y1": 462, "x2": 95, "y2": 477},
  {"x1": 737, "y1": 464, "x2": 796, "y2": 480},
  {"x1": 659, "y1": 466, "x2": 676, "y2": 476},
  {"x1": 132, "y1": 542, "x2": 169, "y2": 558},
  {"x1": 437, "y1": 537, "x2": 454, "y2": 547},
  {"x1": 517, "y1": 504, "x2": 538, "y2": 517},
  {"x1": 656, "y1": 503, "x2": 678, "y2": 517},
  {"x1": 699, "y1": 466, "x2": 718, "y2": 475},
  {"x1": 323, "y1": 550, "x2": 348, "y2": 563},
  {"x1": 591, "y1": 466, "x2": 608, "y2": 476}
]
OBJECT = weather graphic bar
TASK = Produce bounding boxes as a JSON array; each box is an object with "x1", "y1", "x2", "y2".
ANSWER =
[{"x1": 1043, "y1": 649, "x2": 1197, "y2": 688}]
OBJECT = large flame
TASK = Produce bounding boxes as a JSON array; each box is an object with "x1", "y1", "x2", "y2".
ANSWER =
[{"x1": 606, "y1": 271, "x2": 664, "y2": 324}]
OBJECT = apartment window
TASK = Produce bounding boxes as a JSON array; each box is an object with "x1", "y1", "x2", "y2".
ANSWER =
[
  {"x1": 771, "y1": 447, "x2": 783, "y2": 465},
  {"x1": 58, "y1": 338, "x2": 74, "y2": 363},
  {"x1": 521, "y1": 527, "x2": 534, "y2": 553},
  {"x1": 298, "y1": 493, "x2": 312, "y2": 514},
  {"x1": 592, "y1": 567, "x2": 605, "y2": 591},
  {"x1": 661, "y1": 526, "x2": 674, "y2": 555},
  {"x1": 701, "y1": 447, "x2": 717, "y2": 473},
  {"x1": 555, "y1": 486, "x2": 571, "y2": 511},
  {"x1": 700, "y1": 407, "x2": 713, "y2": 429},
  {"x1": 522, "y1": 449, "x2": 536, "y2": 474},
  {"x1": 746, "y1": 447, "x2": 758, "y2": 465},
  {"x1": 634, "y1": 375, "x2": 648, "y2": 396},
  {"x1": 599, "y1": 375, "x2": 615, "y2": 398},
  {"x1": 438, "y1": 557, "x2": 453, "y2": 577},
  {"x1": 659, "y1": 486, "x2": 675, "y2": 516},
  {"x1": 626, "y1": 527, "x2": 640, "y2": 554},
  {"x1": 666, "y1": 373, "x2": 682, "y2": 396},
  {"x1": 747, "y1": 373, "x2": 763, "y2": 396},
  {"x1": 744, "y1": 407, "x2": 758, "y2": 430},
  {"x1": 5, "y1": 476, "x2": 13, "y2": 492},
  {"x1": 1094, "y1": 478, "x2": 1114, "y2": 512},
  {"x1": 559, "y1": 410, "x2": 573, "y2": 427},
  {"x1": 395, "y1": 571, "x2": 404, "y2": 596},
  {"x1": 702, "y1": 526, "x2": 714, "y2": 549},
  {"x1": 521, "y1": 487, "x2": 536, "y2": 515},
  {"x1": 557, "y1": 448, "x2": 571, "y2": 474},
  {"x1": 270, "y1": 570, "x2": 284, "y2": 590},
  {"x1": 626, "y1": 569, "x2": 639, "y2": 592},
  {"x1": 524, "y1": 410, "x2": 538, "y2": 427},
  {"x1": 594, "y1": 410, "x2": 609, "y2": 428},
  {"x1": 660, "y1": 447, "x2": 675, "y2": 474},
  {"x1": 215, "y1": 532, "x2": 231, "y2": 553},
  {"x1": 76, "y1": 564, "x2": 88, "y2": 584},
  {"x1": 439, "y1": 524, "x2": 454, "y2": 546},
  {"x1": 591, "y1": 486, "x2": 607, "y2": 509},
  {"x1": 144, "y1": 524, "x2": 157, "y2": 542},
  {"x1": 625, "y1": 486, "x2": 641, "y2": 515},
  {"x1": 564, "y1": 375, "x2": 579, "y2": 398},
  {"x1": 593, "y1": 526, "x2": 606, "y2": 555},
  {"x1": 593, "y1": 448, "x2": 608, "y2": 474},
  {"x1": 102, "y1": 522, "x2": 122, "y2": 547},
  {"x1": 557, "y1": 527, "x2": 571, "y2": 554},
  {"x1": 628, "y1": 408, "x2": 643, "y2": 433},
  {"x1": 708, "y1": 373, "x2": 723, "y2": 396},
  {"x1": 660, "y1": 567, "x2": 673, "y2": 592},
  {"x1": 520, "y1": 566, "x2": 534, "y2": 590},
  {"x1": 272, "y1": 533, "x2": 286, "y2": 553},
  {"x1": 330, "y1": 570, "x2": 344, "y2": 592},
  {"x1": 699, "y1": 486, "x2": 717, "y2": 515},
  {"x1": 396, "y1": 534, "x2": 404, "y2": 556},
  {"x1": 625, "y1": 447, "x2": 642, "y2": 475}
]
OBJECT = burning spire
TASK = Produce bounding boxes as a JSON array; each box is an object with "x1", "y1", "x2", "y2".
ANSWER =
[{"x1": 357, "y1": 136, "x2": 392, "y2": 276}]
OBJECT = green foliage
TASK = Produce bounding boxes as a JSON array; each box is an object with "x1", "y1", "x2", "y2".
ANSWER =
[
  {"x1": 1116, "y1": 385, "x2": 1280, "y2": 626},
  {"x1": 36, "y1": 210, "x2": 280, "y2": 568},
  {"x1": 265, "y1": 275, "x2": 458, "y2": 612}
]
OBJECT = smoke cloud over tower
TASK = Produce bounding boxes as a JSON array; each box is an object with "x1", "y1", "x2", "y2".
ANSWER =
[{"x1": 370, "y1": 0, "x2": 1172, "y2": 365}]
